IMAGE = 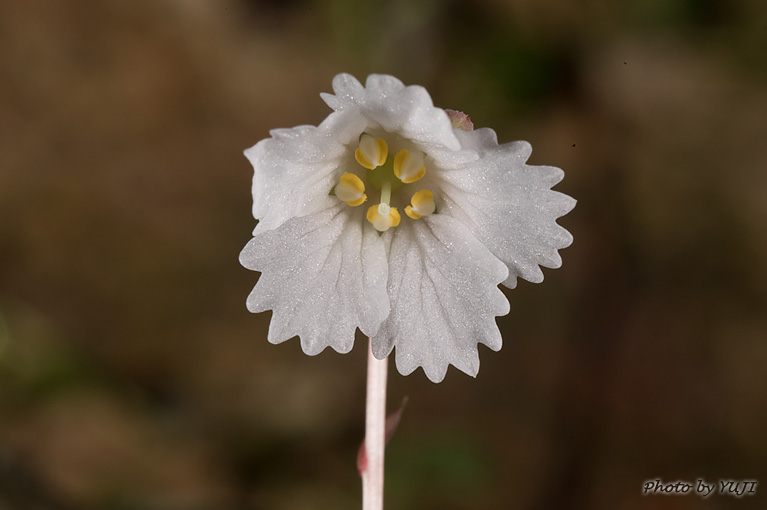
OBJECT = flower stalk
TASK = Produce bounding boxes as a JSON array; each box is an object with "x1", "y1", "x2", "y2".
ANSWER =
[{"x1": 362, "y1": 338, "x2": 388, "y2": 510}]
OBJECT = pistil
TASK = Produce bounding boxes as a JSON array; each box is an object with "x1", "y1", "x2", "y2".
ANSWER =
[{"x1": 380, "y1": 178, "x2": 392, "y2": 207}]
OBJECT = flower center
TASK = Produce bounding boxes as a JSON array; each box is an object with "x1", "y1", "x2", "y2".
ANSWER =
[{"x1": 333, "y1": 133, "x2": 437, "y2": 232}]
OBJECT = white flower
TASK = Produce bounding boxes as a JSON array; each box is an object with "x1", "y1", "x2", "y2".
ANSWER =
[{"x1": 239, "y1": 74, "x2": 575, "y2": 383}]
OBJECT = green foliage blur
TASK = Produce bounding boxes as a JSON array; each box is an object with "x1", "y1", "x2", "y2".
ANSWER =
[{"x1": 1, "y1": 0, "x2": 766, "y2": 508}]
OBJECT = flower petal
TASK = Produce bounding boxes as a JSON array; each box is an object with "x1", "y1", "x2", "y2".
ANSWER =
[
  {"x1": 321, "y1": 73, "x2": 461, "y2": 153},
  {"x1": 239, "y1": 202, "x2": 389, "y2": 355},
  {"x1": 438, "y1": 128, "x2": 576, "y2": 289},
  {"x1": 371, "y1": 215, "x2": 509, "y2": 382},
  {"x1": 246, "y1": 108, "x2": 367, "y2": 234},
  {"x1": 320, "y1": 73, "x2": 365, "y2": 110}
]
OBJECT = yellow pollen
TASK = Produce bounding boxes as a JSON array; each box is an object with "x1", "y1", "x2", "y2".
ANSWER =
[
  {"x1": 404, "y1": 189, "x2": 436, "y2": 220},
  {"x1": 334, "y1": 172, "x2": 367, "y2": 206},
  {"x1": 393, "y1": 149, "x2": 426, "y2": 184},
  {"x1": 367, "y1": 204, "x2": 401, "y2": 232},
  {"x1": 355, "y1": 134, "x2": 388, "y2": 170}
]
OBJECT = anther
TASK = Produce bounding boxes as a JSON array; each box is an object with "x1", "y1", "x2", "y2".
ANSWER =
[
  {"x1": 334, "y1": 172, "x2": 367, "y2": 206},
  {"x1": 393, "y1": 149, "x2": 426, "y2": 184},
  {"x1": 355, "y1": 134, "x2": 388, "y2": 170},
  {"x1": 367, "y1": 204, "x2": 401, "y2": 232},
  {"x1": 404, "y1": 189, "x2": 435, "y2": 220}
]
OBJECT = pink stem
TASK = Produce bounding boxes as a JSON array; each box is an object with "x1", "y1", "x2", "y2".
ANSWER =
[{"x1": 362, "y1": 338, "x2": 388, "y2": 510}]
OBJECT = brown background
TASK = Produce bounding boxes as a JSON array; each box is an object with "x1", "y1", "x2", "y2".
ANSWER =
[{"x1": 1, "y1": 0, "x2": 766, "y2": 509}]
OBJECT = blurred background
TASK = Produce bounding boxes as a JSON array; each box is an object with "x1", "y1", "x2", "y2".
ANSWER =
[{"x1": 1, "y1": 0, "x2": 766, "y2": 508}]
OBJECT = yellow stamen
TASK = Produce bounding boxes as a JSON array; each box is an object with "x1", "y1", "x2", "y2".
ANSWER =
[
  {"x1": 404, "y1": 189, "x2": 436, "y2": 219},
  {"x1": 334, "y1": 172, "x2": 367, "y2": 206},
  {"x1": 393, "y1": 149, "x2": 426, "y2": 184},
  {"x1": 366, "y1": 203, "x2": 401, "y2": 232},
  {"x1": 355, "y1": 134, "x2": 388, "y2": 170}
]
